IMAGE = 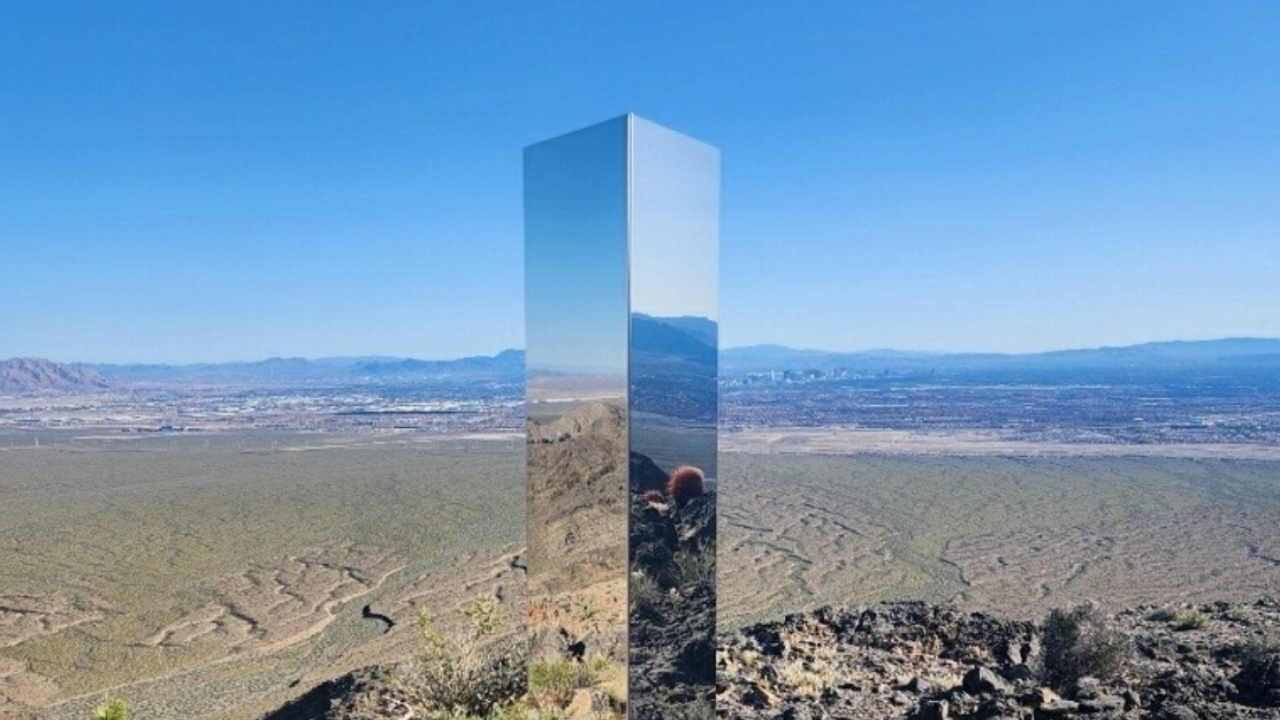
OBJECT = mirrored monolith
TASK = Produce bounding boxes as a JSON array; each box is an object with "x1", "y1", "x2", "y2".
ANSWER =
[{"x1": 525, "y1": 115, "x2": 719, "y2": 720}]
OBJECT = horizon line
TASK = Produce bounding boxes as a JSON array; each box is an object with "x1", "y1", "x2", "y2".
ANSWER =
[{"x1": 5, "y1": 335, "x2": 1280, "y2": 367}]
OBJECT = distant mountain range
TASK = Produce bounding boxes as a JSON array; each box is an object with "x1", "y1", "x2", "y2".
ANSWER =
[
  {"x1": 3, "y1": 338, "x2": 1279, "y2": 394},
  {"x1": 0, "y1": 357, "x2": 110, "y2": 393},
  {"x1": 81, "y1": 349, "x2": 525, "y2": 385},
  {"x1": 719, "y1": 337, "x2": 1280, "y2": 374}
]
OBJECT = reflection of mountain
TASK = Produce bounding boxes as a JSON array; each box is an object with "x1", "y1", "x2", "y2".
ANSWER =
[
  {"x1": 526, "y1": 401, "x2": 628, "y2": 592},
  {"x1": 526, "y1": 401, "x2": 628, "y2": 665},
  {"x1": 635, "y1": 314, "x2": 717, "y2": 349},
  {"x1": 630, "y1": 314, "x2": 717, "y2": 424}
]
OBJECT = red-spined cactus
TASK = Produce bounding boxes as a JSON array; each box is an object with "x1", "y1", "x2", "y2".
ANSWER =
[
  {"x1": 643, "y1": 489, "x2": 666, "y2": 504},
  {"x1": 666, "y1": 465, "x2": 705, "y2": 506}
]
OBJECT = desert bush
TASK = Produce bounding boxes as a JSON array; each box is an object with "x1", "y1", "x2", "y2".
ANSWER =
[
  {"x1": 1236, "y1": 634, "x2": 1280, "y2": 666},
  {"x1": 778, "y1": 658, "x2": 835, "y2": 700},
  {"x1": 528, "y1": 656, "x2": 610, "y2": 707},
  {"x1": 660, "y1": 698, "x2": 716, "y2": 720},
  {"x1": 666, "y1": 466, "x2": 705, "y2": 506},
  {"x1": 674, "y1": 542, "x2": 715, "y2": 589},
  {"x1": 1225, "y1": 606, "x2": 1253, "y2": 623},
  {"x1": 632, "y1": 570, "x2": 665, "y2": 617},
  {"x1": 1150, "y1": 607, "x2": 1208, "y2": 630},
  {"x1": 1233, "y1": 634, "x2": 1280, "y2": 706},
  {"x1": 1038, "y1": 603, "x2": 1130, "y2": 688},
  {"x1": 395, "y1": 598, "x2": 527, "y2": 719},
  {"x1": 1173, "y1": 609, "x2": 1208, "y2": 631},
  {"x1": 491, "y1": 703, "x2": 561, "y2": 720},
  {"x1": 92, "y1": 698, "x2": 129, "y2": 720}
]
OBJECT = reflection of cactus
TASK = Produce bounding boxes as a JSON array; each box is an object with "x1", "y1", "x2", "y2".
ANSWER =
[
  {"x1": 666, "y1": 465, "x2": 705, "y2": 506},
  {"x1": 643, "y1": 489, "x2": 666, "y2": 504}
]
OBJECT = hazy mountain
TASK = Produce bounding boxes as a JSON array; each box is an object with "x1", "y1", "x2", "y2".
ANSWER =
[
  {"x1": 631, "y1": 314, "x2": 718, "y2": 422},
  {"x1": 633, "y1": 313, "x2": 718, "y2": 348},
  {"x1": 17, "y1": 337, "x2": 1280, "y2": 390},
  {"x1": 88, "y1": 350, "x2": 525, "y2": 385},
  {"x1": 721, "y1": 338, "x2": 1280, "y2": 375},
  {"x1": 0, "y1": 358, "x2": 110, "y2": 394},
  {"x1": 353, "y1": 349, "x2": 524, "y2": 378},
  {"x1": 631, "y1": 314, "x2": 716, "y2": 365}
]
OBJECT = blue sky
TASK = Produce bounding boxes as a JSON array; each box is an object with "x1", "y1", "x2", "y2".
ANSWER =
[{"x1": 2, "y1": 2, "x2": 1278, "y2": 363}]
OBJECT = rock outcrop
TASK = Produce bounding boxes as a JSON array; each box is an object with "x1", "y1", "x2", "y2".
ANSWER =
[
  {"x1": 718, "y1": 599, "x2": 1280, "y2": 720},
  {"x1": 261, "y1": 598, "x2": 1280, "y2": 719}
]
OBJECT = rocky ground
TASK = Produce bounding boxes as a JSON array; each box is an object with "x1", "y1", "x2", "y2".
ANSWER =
[
  {"x1": 262, "y1": 596, "x2": 1280, "y2": 720},
  {"x1": 718, "y1": 599, "x2": 1280, "y2": 720}
]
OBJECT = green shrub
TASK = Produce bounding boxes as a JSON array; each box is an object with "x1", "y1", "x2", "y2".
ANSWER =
[
  {"x1": 1150, "y1": 607, "x2": 1208, "y2": 630},
  {"x1": 528, "y1": 656, "x2": 610, "y2": 707},
  {"x1": 673, "y1": 544, "x2": 715, "y2": 589},
  {"x1": 660, "y1": 698, "x2": 716, "y2": 720},
  {"x1": 1039, "y1": 603, "x2": 1130, "y2": 688},
  {"x1": 1236, "y1": 634, "x2": 1280, "y2": 664},
  {"x1": 1173, "y1": 609, "x2": 1208, "y2": 631},
  {"x1": 631, "y1": 570, "x2": 665, "y2": 618},
  {"x1": 1233, "y1": 634, "x2": 1280, "y2": 706},
  {"x1": 395, "y1": 598, "x2": 526, "y2": 719},
  {"x1": 93, "y1": 698, "x2": 129, "y2": 720}
]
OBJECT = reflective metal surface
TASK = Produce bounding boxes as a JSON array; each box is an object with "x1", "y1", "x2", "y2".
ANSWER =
[
  {"x1": 628, "y1": 117, "x2": 719, "y2": 720},
  {"x1": 525, "y1": 115, "x2": 718, "y2": 719},
  {"x1": 525, "y1": 117, "x2": 630, "y2": 712}
]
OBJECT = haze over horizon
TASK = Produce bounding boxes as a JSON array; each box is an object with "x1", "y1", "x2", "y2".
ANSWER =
[
  {"x1": 4, "y1": 3, "x2": 1279, "y2": 364},
  {"x1": 6, "y1": 334, "x2": 1280, "y2": 368}
]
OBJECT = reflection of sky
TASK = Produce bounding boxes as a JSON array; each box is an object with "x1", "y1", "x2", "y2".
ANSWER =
[
  {"x1": 525, "y1": 117, "x2": 629, "y2": 375},
  {"x1": 631, "y1": 116, "x2": 720, "y2": 321}
]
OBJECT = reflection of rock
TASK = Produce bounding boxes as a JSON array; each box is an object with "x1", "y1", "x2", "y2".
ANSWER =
[
  {"x1": 630, "y1": 491, "x2": 717, "y2": 720},
  {"x1": 526, "y1": 401, "x2": 627, "y2": 586},
  {"x1": 527, "y1": 578, "x2": 626, "y2": 664},
  {"x1": 528, "y1": 401, "x2": 626, "y2": 445},
  {"x1": 527, "y1": 401, "x2": 627, "y2": 595},
  {"x1": 527, "y1": 401, "x2": 627, "y2": 670},
  {"x1": 630, "y1": 451, "x2": 668, "y2": 494}
]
